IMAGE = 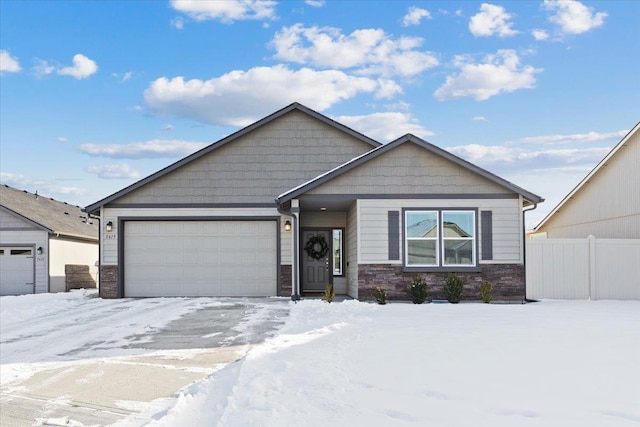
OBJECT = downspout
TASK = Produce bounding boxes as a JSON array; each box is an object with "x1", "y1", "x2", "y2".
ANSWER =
[
  {"x1": 522, "y1": 202, "x2": 538, "y2": 303},
  {"x1": 276, "y1": 201, "x2": 301, "y2": 301}
]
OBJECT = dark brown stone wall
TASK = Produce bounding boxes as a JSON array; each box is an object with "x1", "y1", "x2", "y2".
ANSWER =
[
  {"x1": 99, "y1": 265, "x2": 119, "y2": 298},
  {"x1": 65, "y1": 264, "x2": 97, "y2": 291},
  {"x1": 280, "y1": 265, "x2": 292, "y2": 297},
  {"x1": 358, "y1": 264, "x2": 524, "y2": 302}
]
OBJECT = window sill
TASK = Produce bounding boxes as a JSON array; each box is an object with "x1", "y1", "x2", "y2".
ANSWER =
[{"x1": 402, "y1": 266, "x2": 482, "y2": 273}]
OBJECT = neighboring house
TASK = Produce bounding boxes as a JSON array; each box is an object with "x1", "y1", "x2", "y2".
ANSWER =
[
  {"x1": 86, "y1": 103, "x2": 543, "y2": 300},
  {"x1": 0, "y1": 185, "x2": 99, "y2": 295},
  {"x1": 533, "y1": 122, "x2": 640, "y2": 238}
]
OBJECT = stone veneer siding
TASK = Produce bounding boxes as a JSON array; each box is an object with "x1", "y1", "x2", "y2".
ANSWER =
[
  {"x1": 358, "y1": 264, "x2": 525, "y2": 302},
  {"x1": 65, "y1": 264, "x2": 97, "y2": 291},
  {"x1": 280, "y1": 265, "x2": 292, "y2": 297},
  {"x1": 99, "y1": 265, "x2": 118, "y2": 298}
]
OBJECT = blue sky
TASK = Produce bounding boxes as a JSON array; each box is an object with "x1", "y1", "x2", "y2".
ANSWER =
[{"x1": 1, "y1": 0, "x2": 638, "y2": 228}]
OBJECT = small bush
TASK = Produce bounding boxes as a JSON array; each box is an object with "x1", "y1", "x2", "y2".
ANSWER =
[
  {"x1": 408, "y1": 276, "x2": 428, "y2": 304},
  {"x1": 480, "y1": 281, "x2": 493, "y2": 303},
  {"x1": 322, "y1": 283, "x2": 335, "y2": 303},
  {"x1": 373, "y1": 286, "x2": 387, "y2": 305},
  {"x1": 444, "y1": 273, "x2": 464, "y2": 303}
]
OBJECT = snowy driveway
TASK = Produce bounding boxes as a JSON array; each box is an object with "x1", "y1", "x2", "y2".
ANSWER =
[{"x1": 0, "y1": 291, "x2": 289, "y2": 426}]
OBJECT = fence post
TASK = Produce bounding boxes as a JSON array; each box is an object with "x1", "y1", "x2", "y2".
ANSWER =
[{"x1": 588, "y1": 235, "x2": 597, "y2": 300}]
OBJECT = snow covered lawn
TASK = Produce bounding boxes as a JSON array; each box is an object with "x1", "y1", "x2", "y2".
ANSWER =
[{"x1": 132, "y1": 299, "x2": 640, "y2": 427}]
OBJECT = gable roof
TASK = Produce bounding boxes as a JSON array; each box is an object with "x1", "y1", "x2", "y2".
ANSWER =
[
  {"x1": 85, "y1": 103, "x2": 381, "y2": 214},
  {"x1": 534, "y1": 121, "x2": 640, "y2": 231},
  {"x1": 277, "y1": 134, "x2": 544, "y2": 205},
  {"x1": 0, "y1": 185, "x2": 98, "y2": 241}
]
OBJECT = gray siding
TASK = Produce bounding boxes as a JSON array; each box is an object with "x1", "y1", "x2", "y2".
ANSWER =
[
  {"x1": 306, "y1": 142, "x2": 512, "y2": 196},
  {"x1": 540, "y1": 131, "x2": 640, "y2": 238},
  {"x1": 358, "y1": 198, "x2": 523, "y2": 264},
  {"x1": 115, "y1": 111, "x2": 374, "y2": 205},
  {"x1": 0, "y1": 229, "x2": 49, "y2": 293},
  {"x1": 347, "y1": 202, "x2": 358, "y2": 298},
  {"x1": 0, "y1": 209, "x2": 38, "y2": 229}
]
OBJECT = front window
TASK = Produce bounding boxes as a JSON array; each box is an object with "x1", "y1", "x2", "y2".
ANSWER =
[
  {"x1": 404, "y1": 210, "x2": 476, "y2": 268},
  {"x1": 333, "y1": 229, "x2": 343, "y2": 275},
  {"x1": 405, "y1": 211, "x2": 438, "y2": 266}
]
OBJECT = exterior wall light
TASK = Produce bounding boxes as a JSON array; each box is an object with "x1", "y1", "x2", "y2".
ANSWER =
[
  {"x1": 284, "y1": 220, "x2": 292, "y2": 232},
  {"x1": 37, "y1": 246, "x2": 43, "y2": 255},
  {"x1": 106, "y1": 221, "x2": 113, "y2": 232}
]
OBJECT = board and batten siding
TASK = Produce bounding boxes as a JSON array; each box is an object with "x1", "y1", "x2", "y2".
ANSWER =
[
  {"x1": 347, "y1": 202, "x2": 358, "y2": 298},
  {"x1": 114, "y1": 111, "x2": 374, "y2": 205},
  {"x1": 357, "y1": 198, "x2": 523, "y2": 264},
  {"x1": 100, "y1": 207, "x2": 290, "y2": 265},
  {"x1": 539, "y1": 130, "x2": 639, "y2": 238},
  {"x1": 306, "y1": 142, "x2": 513, "y2": 196}
]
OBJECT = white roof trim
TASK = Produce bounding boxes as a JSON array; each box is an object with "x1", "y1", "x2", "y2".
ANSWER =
[{"x1": 534, "y1": 121, "x2": 640, "y2": 231}]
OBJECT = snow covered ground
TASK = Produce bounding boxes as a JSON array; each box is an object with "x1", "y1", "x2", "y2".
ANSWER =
[{"x1": 123, "y1": 299, "x2": 640, "y2": 427}]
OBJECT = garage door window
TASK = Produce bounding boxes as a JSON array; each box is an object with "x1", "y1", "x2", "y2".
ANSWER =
[{"x1": 11, "y1": 249, "x2": 32, "y2": 255}]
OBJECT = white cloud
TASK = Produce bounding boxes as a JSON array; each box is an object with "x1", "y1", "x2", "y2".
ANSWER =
[
  {"x1": 305, "y1": 0, "x2": 325, "y2": 7},
  {"x1": 112, "y1": 71, "x2": 132, "y2": 82},
  {"x1": 472, "y1": 116, "x2": 488, "y2": 122},
  {"x1": 0, "y1": 50, "x2": 21, "y2": 73},
  {"x1": 86, "y1": 164, "x2": 141, "y2": 179},
  {"x1": 144, "y1": 65, "x2": 392, "y2": 127},
  {"x1": 532, "y1": 29, "x2": 550, "y2": 40},
  {"x1": 543, "y1": 0, "x2": 607, "y2": 35},
  {"x1": 271, "y1": 24, "x2": 439, "y2": 77},
  {"x1": 402, "y1": 7, "x2": 431, "y2": 27},
  {"x1": 335, "y1": 112, "x2": 433, "y2": 142},
  {"x1": 517, "y1": 129, "x2": 628, "y2": 145},
  {"x1": 171, "y1": 16, "x2": 185, "y2": 29},
  {"x1": 77, "y1": 139, "x2": 209, "y2": 159},
  {"x1": 57, "y1": 137, "x2": 69, "y2": 143},
  {"x1": 447, "y1": 144, "x2": 611, "y2": 173},
  {"x1": 469, "y1": 3, "x2": 518, "y2": 37},
  {"x1": 434, "y1": 49, "x2": 542, "y2": 101},
  {"x1": 33, "y1": 59, "x2": 55, "y2": 78},
  {"x1": 455, "y1": 9, "x2": 463, "y2": 17},
  {"x1": 161, "y1": 124, "x2": 175, "y2": 132},
  {"x1": 57, "y1": 54, "x2": 98, "y2": 79},
  {"x1": 170, "y1": 0, "x2": 276, "y2": 23},
  {"x1": 0, "y1": 172, "x2": 88, "y2": 199}
]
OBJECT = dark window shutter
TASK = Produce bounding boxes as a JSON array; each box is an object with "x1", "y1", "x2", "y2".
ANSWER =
[
  {"x1": 481, "y1": 210, "x2": 493, "y2": 260},
  {"x1": 388, "y1": 211, "x2": 400, "y2": 260}
]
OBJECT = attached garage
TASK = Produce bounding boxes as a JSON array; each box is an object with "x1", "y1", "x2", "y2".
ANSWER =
[
  {"x1": 123, "y1": 219, "x2": 279, "y2": 297},
  {"x1": 0, "y1": 246, "x2": 35, "y2": 296}
]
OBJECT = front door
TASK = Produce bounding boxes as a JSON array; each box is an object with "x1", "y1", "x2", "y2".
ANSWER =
[{"x1": 301, "y1": 229, "x2": 332, "y2": 293}]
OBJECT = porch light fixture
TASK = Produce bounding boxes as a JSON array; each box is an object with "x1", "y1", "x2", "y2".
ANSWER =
[
  {"x1": 37, "y1": 246, "x2": 43, "y2": 255},
  {"x1": 284, "y1": 220, "x2": 292, "y2": 232},
  {"x1": 106, "y1": 221, "x2": 113, "y2": 232}
]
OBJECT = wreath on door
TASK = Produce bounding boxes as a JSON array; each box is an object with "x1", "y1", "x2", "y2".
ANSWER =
[{"x1": 304, "y1": 234, "x2": 329, "y2": 260}]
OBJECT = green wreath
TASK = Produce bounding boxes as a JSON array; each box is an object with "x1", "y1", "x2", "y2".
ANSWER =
[{"x1": 304, "y1": 234, "x2": 329, "y2": 260}]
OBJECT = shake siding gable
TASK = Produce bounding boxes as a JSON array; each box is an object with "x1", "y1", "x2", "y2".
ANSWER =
[
  {"x1": 115, "y1": 111, "x2": 375, "y2": 205},
  {"x1": 305, "y1": 142, "x2": 513, "y2": 196}
]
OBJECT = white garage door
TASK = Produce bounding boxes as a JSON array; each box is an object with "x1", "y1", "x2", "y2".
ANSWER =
[
  {"x1": 0, "y1": 247, "x2": 35, "y2": 296},
  {"x1": 124, "y1": 220, "x2": 277, "y2": 297}
]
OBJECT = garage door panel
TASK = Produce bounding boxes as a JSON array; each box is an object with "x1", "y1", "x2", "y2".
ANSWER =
[
  {"x1": 124, "y1": 220, "x2": 277, "y2": 297},
  {"x1": 0, "y1": 247, "x2": 35, "y2": 296}
]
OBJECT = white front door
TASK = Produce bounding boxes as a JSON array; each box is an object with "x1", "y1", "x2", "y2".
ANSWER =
[{"x1": 0, "y1": 247, "x2": 35, "y2": 296}]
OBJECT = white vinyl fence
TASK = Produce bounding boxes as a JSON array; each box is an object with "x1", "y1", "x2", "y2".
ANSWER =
[{"x1": 526, "y1": 236, "x2": 640, "y2": 300}]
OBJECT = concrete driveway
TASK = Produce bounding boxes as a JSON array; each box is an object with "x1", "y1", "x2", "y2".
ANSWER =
[{"x1": 0, "y1": 296, "x2": 289, "y2": 426}]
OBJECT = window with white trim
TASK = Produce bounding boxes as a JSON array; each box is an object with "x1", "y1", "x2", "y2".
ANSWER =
[{"x1": 404, "y1": 210, "x2": 476, "y2": 268}]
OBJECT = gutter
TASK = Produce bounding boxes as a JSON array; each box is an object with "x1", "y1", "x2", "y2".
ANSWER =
[
  {"x1": 522, "y1": 202, "x2": 539, "y2": 303},
  {"x1": 275, "y1": 201, "x2": 301, "y2": 301}
]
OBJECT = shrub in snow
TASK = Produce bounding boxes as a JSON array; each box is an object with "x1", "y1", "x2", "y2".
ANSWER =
[
  {"x1": 444, "y1": 273, "x2": 464, "y2": 303},
  {"x1": 323, "y1": 284, "x2": 336, "y2": 303},
  {"x1": 480, "y1": 281, "x2": 493, "y2": 303},
  {"x1": 407, "y1": 277, "x2": 428, "y2": 304},
  {"x1": 373, "y1": 286, "x2": 387, "y2": 305}
]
